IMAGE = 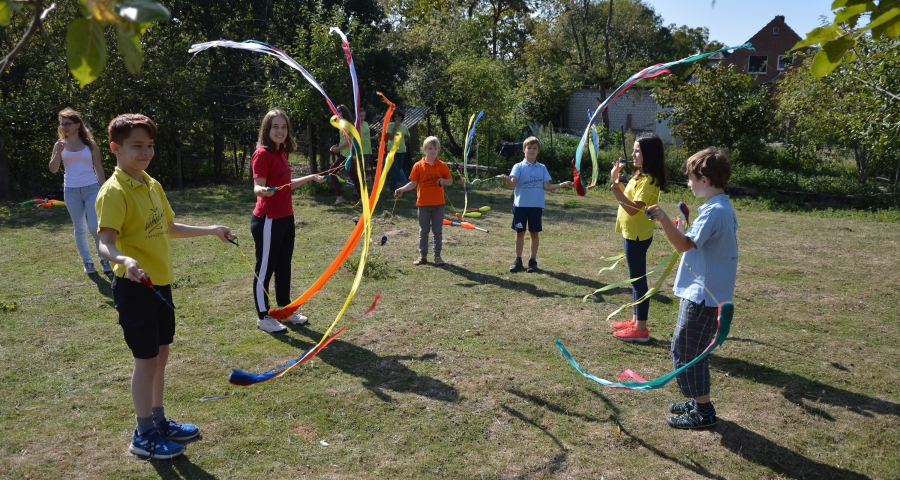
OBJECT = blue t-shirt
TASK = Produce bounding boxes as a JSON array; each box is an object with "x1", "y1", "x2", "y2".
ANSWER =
[
  {"x1": 673, "y1": 194, "x2": 738, "y2": 306},
  {"x1": 510, "y1": 159, "x2": 551, "y2": 208}
]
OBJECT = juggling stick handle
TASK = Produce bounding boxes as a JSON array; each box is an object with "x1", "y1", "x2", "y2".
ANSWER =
[{"x1": 645, "y1": 209, "x2": 653, "y2": 220}]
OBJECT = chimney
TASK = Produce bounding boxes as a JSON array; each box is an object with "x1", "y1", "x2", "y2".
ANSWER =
[{"x1": 775, "y1": 15, "x2": 785, "y2": 22}]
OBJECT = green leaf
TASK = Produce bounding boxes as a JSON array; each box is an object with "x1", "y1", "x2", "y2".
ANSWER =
[
  {"x1": 116, "y1": 28, "x2": 143, "y2": 75},
  {"x1": 794, "y1": 25, "x2": 840, "y2": 49},
  {"x1": 861, "y1": 4, "x2": 900, "y2": 37},
  {"x1": 810, "y1": 36, "x2": 856, "y2": 78},
  {"x1": 66, "y1": 18, "x2": 108, "y2": 87},
  {"x1": 114, "y1": 0, "x2": 170, "y2": 23},
  {"x1": 833, "y1": 1, "x2": 875, "y2": 24},
  {"x1": 0, "y1": 0, "x2": 13, "y2": 27}
]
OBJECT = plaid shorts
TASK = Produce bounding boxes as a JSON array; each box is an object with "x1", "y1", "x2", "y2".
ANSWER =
[{"x1": 671, "y1": 298, "x2": 719, "y2": 398}]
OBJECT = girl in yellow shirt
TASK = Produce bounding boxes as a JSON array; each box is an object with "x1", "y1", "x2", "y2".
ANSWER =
[{"x1": 609, "y1": 132, "x2": 667, "y2": 342}]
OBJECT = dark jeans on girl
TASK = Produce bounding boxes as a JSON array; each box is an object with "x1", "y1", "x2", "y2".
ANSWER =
[{"x1": 624, "y1": 235, "x2": 653, "y2": 321}]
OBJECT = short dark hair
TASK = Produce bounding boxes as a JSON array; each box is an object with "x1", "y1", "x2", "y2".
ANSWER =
[
  {"x1": 108, "y1": 113, "x2": 157, "y2": 145},
  {"x1": 682, "y1": 147, "x2": 732, "y2": 189},
  {"x1": 257, "y1": 109, "x2": 297, "y2": 153}
]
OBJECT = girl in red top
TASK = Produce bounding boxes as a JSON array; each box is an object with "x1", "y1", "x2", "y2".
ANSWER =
[{"x1": 251, "y1": 109, "x2": 326, "y2": 334}]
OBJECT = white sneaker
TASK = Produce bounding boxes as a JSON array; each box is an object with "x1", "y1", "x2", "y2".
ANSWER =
[
  {"x1": 257, "y1": 315, "x2": 287, "y2": 334},
  {"x1": 283, "y1": 312, "x2": 309, "y2": 326}
]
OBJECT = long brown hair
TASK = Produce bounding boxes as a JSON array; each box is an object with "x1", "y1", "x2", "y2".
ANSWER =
[
  {"x1": 631, "y1": 132, "x2": 667, "y2": 191},
  {"x1": 58, "y1": 108, "x2": 94, "y2": 144},
  {"x1": 257, "y1": 109, "x2": 297, "y2": 153}
]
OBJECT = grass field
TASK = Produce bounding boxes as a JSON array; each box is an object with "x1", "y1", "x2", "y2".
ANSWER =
[{"x1": 1, "y1": 182, "x2": 898, "y2": 479}]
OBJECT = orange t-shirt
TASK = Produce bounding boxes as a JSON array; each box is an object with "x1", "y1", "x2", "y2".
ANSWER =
[{"x1": 409, "y1": 158, "x2": 452, "y2": 207}]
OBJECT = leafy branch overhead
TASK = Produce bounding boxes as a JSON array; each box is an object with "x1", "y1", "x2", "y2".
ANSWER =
[
  {"x1": 0, "y1": 0, "x2": 170, "y2": 86},
  {"x1": 795, "y1": 0, "x2": 900, "y2": 79}
]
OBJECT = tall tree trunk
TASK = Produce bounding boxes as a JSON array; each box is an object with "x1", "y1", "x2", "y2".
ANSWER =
[
  {"x1": 308, "y1": 121, "x2": 318, "y2": 173},
  {"x1": 0, "y1": 135, "x2": 10, "y2": 200},
  {"x1": 599, "y1": 85, "x2": 610, "y2": 130},
  {"x1": 436, "y1": 104, "x2": 462, "y2": 156},
  {"x1": 854, "y1": 141, "x2": 869, "y2": 184},
  {"x1": 213, "y1": 132, "x2": 224, "y2": 182},
  {"x1": 175, "y1": 143, "x2": 183, "y2": 190}
]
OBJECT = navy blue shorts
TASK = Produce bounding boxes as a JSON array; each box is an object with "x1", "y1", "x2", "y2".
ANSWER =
[
  {"x1": 511, "y1": 206, "x2": 543, "y2": 232},
  {"x1": 112, "y1": 275, "x2": 176, "y2": 359}
]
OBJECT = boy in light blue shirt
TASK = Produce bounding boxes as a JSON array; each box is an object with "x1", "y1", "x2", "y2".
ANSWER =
[
  {"x1": 500, "y1": 136, "x2": 574, "y2": 273},
  {"x1": 646, "y1": 147, "x2": 738, "y2": 430}
]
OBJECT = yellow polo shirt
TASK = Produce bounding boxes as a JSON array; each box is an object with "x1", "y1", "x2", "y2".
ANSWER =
[
  {"x1": 615, "y1": 175, "x2": 660, "y2": 241},
  {"x1": 96, "y1": 167, "x2": 176, "y2": 285}
]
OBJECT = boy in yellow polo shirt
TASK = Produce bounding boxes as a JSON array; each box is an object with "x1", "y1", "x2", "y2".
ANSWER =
[{"x1": 96, "y1": 114, "x2": 235, "y2": 460}]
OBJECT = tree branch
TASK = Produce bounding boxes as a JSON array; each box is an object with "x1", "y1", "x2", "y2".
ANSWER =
[
  {"x1": 37, "y1": 4, "x2": 71, "y2": 91},
  {"x1": 852, "y1": 75, "x2": 900, "y2": 102},
  {"x1": 0, "y1": 0, "x2": 45, "y2": 79}
]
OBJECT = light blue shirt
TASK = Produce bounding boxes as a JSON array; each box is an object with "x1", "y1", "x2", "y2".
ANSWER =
[
  {"x1": 674, "y1": 194, "x2": 738, "y2": 306},
  {"x1": 510, "y1": 159, "x2": 551, "y2": 208}
]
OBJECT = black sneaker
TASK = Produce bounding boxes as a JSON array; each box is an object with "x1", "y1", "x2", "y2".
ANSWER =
[
  {"x1": 509, "y1": 258, "x2": 524, "y2": 272},
  {"x1": 666, "y1": 409, "x2": 717, "y2": 429},
  {"x1": 668, "y1": 399, "x2": 696, "y2": 414},
  {"x1": 526, "y1": 258, "x2": 538, "y2": 273}
]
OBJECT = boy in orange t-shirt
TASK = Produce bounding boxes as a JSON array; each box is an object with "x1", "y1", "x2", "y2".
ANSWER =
[{"x1": 394, "y1": 136, "x2": 453, "y2": 266}]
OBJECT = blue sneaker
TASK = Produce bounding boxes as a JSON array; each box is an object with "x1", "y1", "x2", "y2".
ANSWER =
[
  {"x1": 157, "y1": 418, "x2": 200, "y2": 441},
  {"x1": 129, "y1": 428, "x2": 185, "y2": 459}
]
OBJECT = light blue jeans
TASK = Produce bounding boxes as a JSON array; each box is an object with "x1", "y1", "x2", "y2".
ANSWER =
[{"x1": 64, "y1": 183, "x2": 101, "y2": 263}]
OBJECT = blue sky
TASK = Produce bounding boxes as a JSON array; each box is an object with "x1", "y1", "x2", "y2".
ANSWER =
[{"x1": 643, "y1": 0, "x2": 834, "y2": 48}]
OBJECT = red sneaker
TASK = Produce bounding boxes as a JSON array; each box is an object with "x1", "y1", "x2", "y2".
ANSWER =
[
  {"x1": 613, "y1": 326, "x2": 650, "y2": 342},
  {"x1": 610, "y1": 318, "x2": 635, "y2": 330}
]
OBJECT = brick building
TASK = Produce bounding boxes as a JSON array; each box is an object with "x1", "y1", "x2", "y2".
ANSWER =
[{"x1": 722, "y1": 15, "x2": 803, "y2": 84}]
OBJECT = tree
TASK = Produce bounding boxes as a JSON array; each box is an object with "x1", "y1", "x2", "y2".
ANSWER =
[
  {"x1": 654, "y1": 65, "x2": 775, "y2": 153},
  {"x1": 0, "y1": 0, "x2": 171, "y2": 86},
  {"x1": 777, "y1": 37, "x2": 900, "y2": 184},
  {"x1": 795, "y1": 0, "x2": 900, "y2": 102}
]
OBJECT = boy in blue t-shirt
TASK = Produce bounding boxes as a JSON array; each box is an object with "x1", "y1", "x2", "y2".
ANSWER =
[
  {"x1": 646, "y1": 147, "x2": 738, "y2": 429},
  {"x1": 500, "y1": 136, "x2": 574, "y2": 273}
]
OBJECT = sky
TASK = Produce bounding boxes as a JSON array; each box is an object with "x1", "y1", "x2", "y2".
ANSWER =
[{"x1": 643, "y1": 0, "x2": 834, "y2": 48}]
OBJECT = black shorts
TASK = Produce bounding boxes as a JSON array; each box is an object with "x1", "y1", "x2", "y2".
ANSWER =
[
  {"x1": 511, "y1": 206, "x2": 543, "y2": 232},
  {"x1": 112, "y1": 275, "x2": 176, "y2": 359}
]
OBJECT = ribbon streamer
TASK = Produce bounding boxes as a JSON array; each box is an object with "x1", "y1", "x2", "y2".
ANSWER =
[
  {"x1": 573, "y1": 43, "x2": 752, "y2": 186},
  {"x1": 556, "y1": 302, "x2": 733, "y2": 390}
]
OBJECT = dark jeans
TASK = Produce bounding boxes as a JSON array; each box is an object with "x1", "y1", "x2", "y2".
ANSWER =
[{"x1": 624, "y1": 235, "x2": 653, "y2": 321}]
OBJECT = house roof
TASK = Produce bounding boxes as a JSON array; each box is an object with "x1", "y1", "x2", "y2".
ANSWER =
[
  {"x1": 746, "y1": 15, "x2": 802, "y2": 45},
  {"x1": 369, "y1": 106, "x2": 430, "y2": 133}
]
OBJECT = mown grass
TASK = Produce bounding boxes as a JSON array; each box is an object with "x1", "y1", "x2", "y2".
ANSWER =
[{"x1": 1, "y1": 182, "x2": 898, "y2": 479}]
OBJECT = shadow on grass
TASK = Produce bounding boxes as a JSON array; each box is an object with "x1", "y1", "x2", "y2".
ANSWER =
[
  {"x1": 274, "y1": 327, "x2": 459, "y2": 403},
  {"x1": 729, "y1": 337, "x2": 850, "y2": 372},
  {"x1": 617, "y1": 424, "x2": 729, "y2": 480},
  {"x1": 87, "y1": 272, "x2": 113, "y2": 299},
  {"x1": 501, "y1": 405, "x2": 568, "y2": 479},
  {"x1": 712, "y1": 356, "x2": 900, "y2": 420},
  {"x1": 150, "y1": 453, "x2": 218, "y2": 479},
  {"x1": 715, "y1": 420, "x2": 870, "y2": 479},
  {"x1": 441, "y1": 264, "x2": 581, "y2": 298},
  {"x1": 512, "y1": 387, "x2": 727, "y2": 479}
]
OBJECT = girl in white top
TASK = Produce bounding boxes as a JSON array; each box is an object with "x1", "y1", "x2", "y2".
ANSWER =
[{"x1": 48, "y1": 108, "x2": 109, "y2": 274}]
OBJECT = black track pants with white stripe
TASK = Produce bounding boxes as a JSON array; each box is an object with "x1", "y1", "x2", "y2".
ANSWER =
[{"x1": 250, "y1": 214, "x2": 295, "y2": 319}]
